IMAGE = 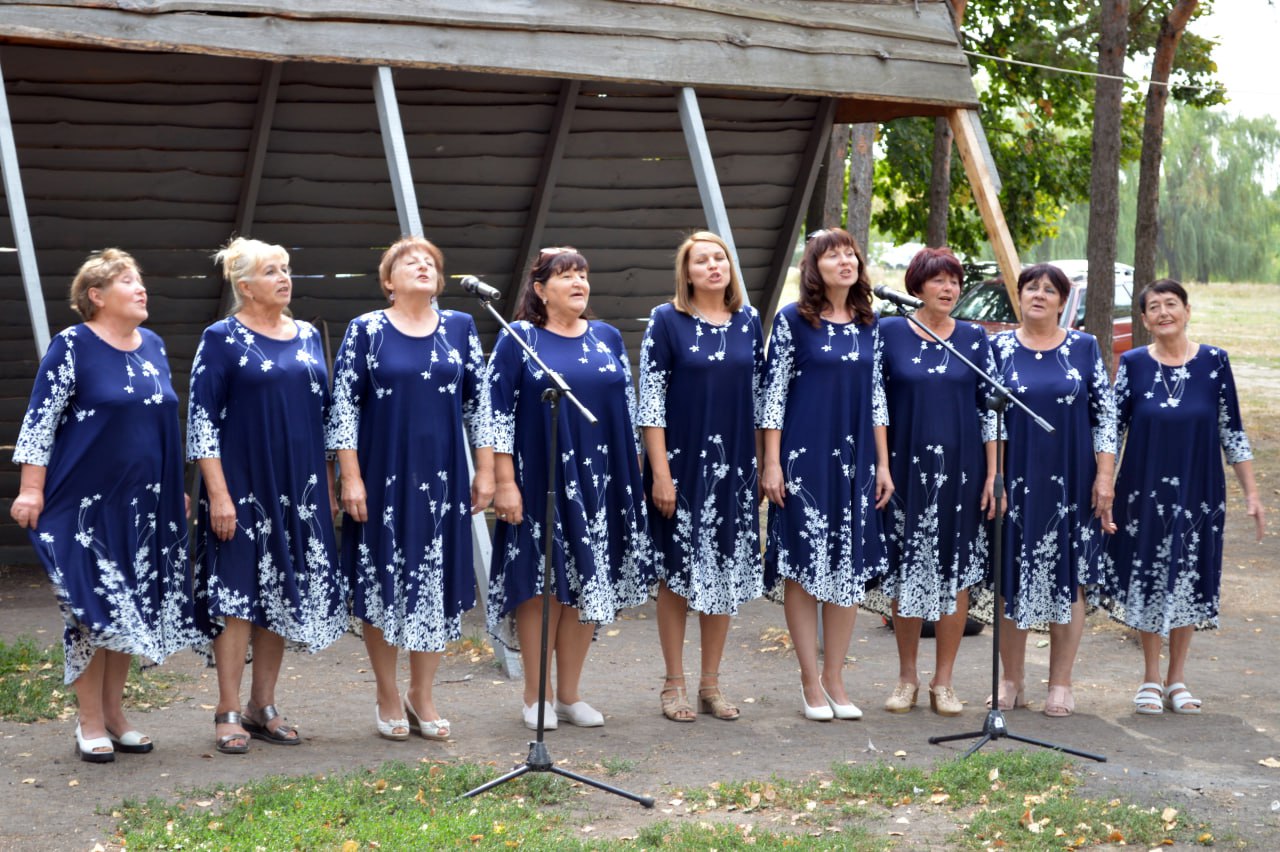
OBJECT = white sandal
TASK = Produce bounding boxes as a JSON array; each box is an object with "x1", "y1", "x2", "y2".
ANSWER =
[
  {"x1": 1163, "y1": 682, "x2": 1202, "y2": 715},
  {"x1": 1133, "y1": 682, "x2": 1164, "y2": 715},
  {"x1": 375, "y1": 703, "x2": 410, "y2": 741}
]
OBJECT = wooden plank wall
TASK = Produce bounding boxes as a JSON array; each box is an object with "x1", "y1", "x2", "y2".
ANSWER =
[{"x1": 0, "y1": 44, "x2": 820, "y2": 561}]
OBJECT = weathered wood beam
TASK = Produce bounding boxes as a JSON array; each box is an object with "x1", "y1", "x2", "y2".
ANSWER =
[
  {"x1": 0, "y1": 49, "x2": 50, "y2": 356},
  {"x1": 373, "y1": 66, "x2": 422, "y2": 238},
  {"x1": 504, "y1": 79, "x2": 579, "y2": 321},
  {"x1": 217, "y1": 59, "x2": 281, "y2": 318},
  {"x1": 761, "y1": 97, "x2": 836, "y2": 328},
  {"x1": 676, "y1": 86, "x2": 747, "y2": 305},
  {"x1": 949, "y1": 108, "x2": 1020, "y2": 316}
]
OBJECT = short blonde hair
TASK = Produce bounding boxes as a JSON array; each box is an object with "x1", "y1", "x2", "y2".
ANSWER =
[
  {"x1": 69, "y1": 248, "x2": 140, "y2": 319},
  {"x1": 377, "y1": 236, "x2": 445, "y2": 301},
  {"x1": 673, "y1": 231, "x2": 743, "y2": 315},
  {"x1": 214, "y1": 236, "x2": 289, "y2": 314}
]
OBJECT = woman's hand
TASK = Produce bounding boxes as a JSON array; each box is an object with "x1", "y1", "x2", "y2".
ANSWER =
[
  {"x1": 874, "y1": 465, "x2": 894, "y2": 510},
  {"x1": 470, "y1": 467, "x2": 495, "y2": 515},
  {"x1": 1092, "y1": 474, "x2": 1116, "y2": 534},
  {"x1": 494, "y1": 480, "x2": 523, "y2": 526},
  {"x1": 761, "y1": 461, "x2": 786, "y2": 507},
  {"x1": 341, "y1": 471, "x2": 368, "y2": 523},
  {"x1": 1247, "y1": 493, "x2": 1266, "y2": 542},
  {"x1": 980, "y1": 477, "x2": 1006, "y2": 519},
  {"x1": 650, "y1": 474, "x2": 676, "y2": 519},
  {"x1": 209, "y1": 491, "x2": 238, "y2": 542},
  {"x1": 10, "y1": 488, "x2": 43, "y2": 529}
]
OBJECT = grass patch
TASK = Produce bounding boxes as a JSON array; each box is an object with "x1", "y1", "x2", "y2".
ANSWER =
[{"x1": 0, "y1": 636, "x2": 188, "y2": 722}]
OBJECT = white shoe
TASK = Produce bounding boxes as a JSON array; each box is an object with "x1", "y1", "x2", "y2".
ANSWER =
[
  {"x1": 802, "y1": 689, "x2": 834, "y2": 722},
  {"x1": 820, "y1": 682, "x2": 863, "y2": 720},
  {"x1": 522, "y1": 702, "x2": 557, "y2": 731},
  {"x1": 554, "y1": 700, "x2": 605, "y2": 727}
]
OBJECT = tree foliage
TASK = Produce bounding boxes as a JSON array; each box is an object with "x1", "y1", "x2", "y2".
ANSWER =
[
  {"x1": 1035, "y1": 107, "x2": 1280, "y2": 283},
  {"x1": 873, "y1": 1, "x2": 1223, "y2": 256}
]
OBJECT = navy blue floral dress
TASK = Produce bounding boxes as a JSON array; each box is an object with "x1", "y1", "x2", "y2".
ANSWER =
[
  {"x1": 14, "y1": 326, "x2": 202, "y2": 683},
  {"x1": 637, "y1": 303, "x2": 765, "y2": 614},
  {"x1": 760, "y1": 303, "x2": 889, "y2": 605},
  {"x1": 871, "y1": 317, "x2": 996, "y2": 620},
  {"x1": 486, "y1": 321, "x2": 652, "y2": 649},
  {"x1": 326, "y1": 309, "x2": 492, "y2": 651},
  {"x1": 1100, "y1": 345, "x2": 1252, "y2": 634},
  {"x1": 187, "y1": 317, "x2": 345, "y2": 651},
  {"x1": 989, "y1": 330, "x2": 1117, "y2": 628}
]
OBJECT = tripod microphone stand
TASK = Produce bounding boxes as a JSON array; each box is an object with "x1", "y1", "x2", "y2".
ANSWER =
[
  {"x1": 460, "y1": 284, "x2": 654, "y2": 807},
  {"x1": 892, "y1": 308, "x2": 1105, "y2": 763}
]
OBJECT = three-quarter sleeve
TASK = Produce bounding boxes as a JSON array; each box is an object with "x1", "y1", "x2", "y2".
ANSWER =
[
  {"x1": 1215, "y1": 349, "x2": 1253, "y2": 465},
  {"x1": 1087, "y1": 336, "x2": 1118, "y2": 455},
  {"x1": 325, "y1": 316, "x2": 369, "y2": 451},
  {"x1": 487, "y1": 325, "x2": 527, "y2": 455},
  {"x1": 636, "y1": 306, "x2": 670, "y2": 429},
  {"x1": 13, "y1": 331, "x2": 77, "y2": 466},
  {"x1": 749, "y1": 307, "x2": 767, "y2": 429},
  {"x1": 973, "y1": 328, "x2": 998, "y2": 443},
  {"x1": 186, "y1": 326, "x2": 229, "y2": 461},
  {"x1": 461, "y1": 315, "x2": 494, "y2": 449},
  {"x1": 614, "y1": 329, "x2": 642, "y2": 458},
  {"x1": 1112, "y1": 355, "x2": 1133, "y2": 451},
  {"x1": 871, "y1": 321, "x2": 889, "y2": 427},
  {"x1": 759, "y1": 311, "x2": 795, "y2": 430}
]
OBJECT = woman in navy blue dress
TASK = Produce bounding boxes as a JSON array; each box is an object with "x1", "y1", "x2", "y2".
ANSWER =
[
  {"x1": 327, "y1": 236, "x2": 494, "y2": 741},
  {"x1": 12, "y1": 250, "x2": 201, "y2": 762},
  {"x1": 761, "y1": 228, "x2": 892, "y2": 722},
  {"x1": 487, "y1": 247, "x2": 652, "y2": 730},
  {"x1": 638, "y1": 231, "x2": 764, "y2": 723},
  {"x1": 188, "y1": 237, "x2": 345, "y2": 754},
  {"x1": 989, "y1": 263, "x2": 1117, "y2": 717},
  {"x1": 1101, "y1": 279, "x2": 1265, "y2": 715},
  {"x1": 873, "y1": 247, "x2": 997, "y2": 717}
]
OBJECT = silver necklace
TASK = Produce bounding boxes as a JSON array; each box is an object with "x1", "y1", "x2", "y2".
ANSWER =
[
  {"x1": 1155, "y1": 339, "x2": 1193, "y2": 407},
  {"x1": 690, "y1": 304, "x2": 730, "y2": 326}
]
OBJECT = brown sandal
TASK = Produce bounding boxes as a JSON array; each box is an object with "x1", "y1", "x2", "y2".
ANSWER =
[
  {"x1": 661, "y1": 674, "x2": 695, "y2": 722},
  {"x1": 698, "y1": 672, "x2": 740, "y2": 721}
]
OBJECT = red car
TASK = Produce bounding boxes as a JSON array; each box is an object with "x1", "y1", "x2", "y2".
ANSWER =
[{"x1": 949, "y1": 261, "x2": 1134, "y2": 359}]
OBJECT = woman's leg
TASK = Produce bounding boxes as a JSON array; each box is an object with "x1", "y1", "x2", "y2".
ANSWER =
[
  {"x1": 818, "y1": 602, "x2": 857, "y2": 705},
  {"x1": 246, "y1": 626, "x2": 297, "y2": 740},
  {"x1": 891, "y1": 600, "x2": 923, "y2": 688},
  {"x1": 100, "y1": 649, "x2": 136, "y2": 736},
  {"x1": 71, "y1": 649, "x2": 109, "y2": 743},
  {"x1": 363, "y1": 624, "x2": 406, "y2": 732},
  {"x1": 997, "y1": 593, "x2": 1029, "y2": 690},
  {"x1": 406, "y1": 650, "x2": 445, "y2": 721},
  {"x1": 783, "y1": 580, "x2": 823, "y2": 708},
  {"x1": 212, "y1": 617, "x2": 251, "y2": 744},
  {"x1": 656, "y1": 582, "x2": 690, "y2": 699},
  {"x1": 1140, "y1": 629, "x2": 1165, "y2": 685},
  {"x1": 515, "y1": 596, "x2": 557, "y2": 706},
  {"x1": 932, "y1": 589, "x2": 970, "y2": 689},
  {"x1": 552, "y1": 605, "x2": 596, "y2": 705},
  {"x1": 1046, "y1": 587, "x2": 1087, "y2": 689}
]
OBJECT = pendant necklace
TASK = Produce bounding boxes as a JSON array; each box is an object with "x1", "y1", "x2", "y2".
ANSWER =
[{"x1": 1156, "y1": 339, "x2": 1192, "y2": 408}]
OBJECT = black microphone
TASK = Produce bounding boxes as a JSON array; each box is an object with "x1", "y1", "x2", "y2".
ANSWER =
[
  {"x1": 457, "y1": 275, "x2": 503, "y2": 301},
  {"x1": 873, "y1": 285, "x2": 923, "y2": 310}
]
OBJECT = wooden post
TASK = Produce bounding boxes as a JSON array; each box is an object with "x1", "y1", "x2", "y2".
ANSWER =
[
  {"x1": 949, "y1": 108, "x2": 1021, "y2": 318},
  {"x1": 0, "y1": 50, "x2": 50, "y2": 356},
  {"x1": 373, "y1": 66, "x2": 423, "y2": 238},
  {"x1": 676, "y1": 86, "x2": 748, "y2": 307}
]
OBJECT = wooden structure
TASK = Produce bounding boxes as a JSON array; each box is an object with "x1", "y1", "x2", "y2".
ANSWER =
[{"x1": 0, "y1": 2, "x2": 1017, "y2": 569}]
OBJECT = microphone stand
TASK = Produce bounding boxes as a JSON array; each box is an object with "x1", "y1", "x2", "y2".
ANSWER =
[
  {"x1": 460, "y1": 291, "x2": 655, "y2": 807},
  {"x1": 892, "y1": 306, "x2": 1104, "y2": 763}
]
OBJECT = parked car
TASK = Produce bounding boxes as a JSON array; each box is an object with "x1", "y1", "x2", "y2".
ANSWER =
[{"x1": 949, "y1": 261, "x2": 1134, "y2": 358}]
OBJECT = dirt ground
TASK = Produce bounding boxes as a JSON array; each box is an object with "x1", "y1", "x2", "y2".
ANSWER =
[{"x1": 1, "y1": 487, "x2": 1278, "y2": 852}]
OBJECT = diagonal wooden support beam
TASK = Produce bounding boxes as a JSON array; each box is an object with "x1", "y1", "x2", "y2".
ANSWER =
[
  {"x1": 374, "y1": 65, "x2": 423, "y2": 238},
  {"x1": 950, "y1": 108, "x2": 1021, "y2": 318},
  {"x1": 762, "y1": 97, "x2": 837, "y2": 328},
  {"x1": 0, "y1": 49, "x2": 50, "y2": 356},
  {"x1": 505, "y1": 79, "x2": 579, "y2": 320},
  {"x1": 677, "y1": 86, "x2": 748, "y2": 307}
]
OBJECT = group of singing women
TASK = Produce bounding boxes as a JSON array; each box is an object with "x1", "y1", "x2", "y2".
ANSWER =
[{"x1": 10, "y1": 227, "x2": 1265, "y2": 763}]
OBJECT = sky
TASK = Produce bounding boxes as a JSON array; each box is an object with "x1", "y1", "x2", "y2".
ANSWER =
[{"x1": 1188, "y1": 0, "x2": 1280, "y2": 124}]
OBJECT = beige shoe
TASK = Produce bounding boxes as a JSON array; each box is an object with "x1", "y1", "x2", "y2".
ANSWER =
[
  {"x1": 884, "y1": 681, "x2": 919, "y2": 713},
  {"x1": 929, "y1": 684, "x2": 963, "y2": 717}
]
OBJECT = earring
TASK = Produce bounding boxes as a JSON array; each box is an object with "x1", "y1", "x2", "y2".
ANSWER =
[
  {"x1": 542, "y1": 298, "x2": 549, "y2": 305},
  {"x1": 388, "y1": 291, "x2": 396, "y2": 303}
]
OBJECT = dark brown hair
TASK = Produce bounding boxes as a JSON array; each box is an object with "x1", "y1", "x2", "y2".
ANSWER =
[
  {"x1": 514, "y1": 246, "x2": 591, "y2": 327},
  {"x1": 797, "y1": 228, "x2": 873, "y2": 327},
  {"x1": 904, "y1": 247, "x2": 964, "y2": 296},
  {"x1": 1138, "y1": 278, "x2": 1189, "y2": 311},
  {"x1": 1016, "y1": 263, "x2": 1073, "y2": 300}
]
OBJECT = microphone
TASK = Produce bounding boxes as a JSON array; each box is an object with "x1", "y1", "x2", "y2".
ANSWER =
[
  {"x1": 873, "y1": 285, "x2": 923, "y2": 310},
  {"x1": 457, "y1": 275, "x2": 503, "y2": 301}
]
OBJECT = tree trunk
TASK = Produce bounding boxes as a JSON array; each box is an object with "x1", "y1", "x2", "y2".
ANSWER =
[
  {"x1": 925, "y1": 116, "x2": 953, "y2": 247},
  {"x1": 847, "y1": 123, "x2": 876, "y2": 253},
  {"x1": 1132, "y1": 0, "x2": 1198, "y2": 348},
  {"x1": 806, "y1": 124, "x2": 852, "y2": 233},
  {"x1": 1085, "y1": 0, "x2": 1130, "y2": 374}
]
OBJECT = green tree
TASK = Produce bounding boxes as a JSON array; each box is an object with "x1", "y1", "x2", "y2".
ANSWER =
[{"x1": 873, "y1": 1, "x2": 1221, "y2": 257}]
